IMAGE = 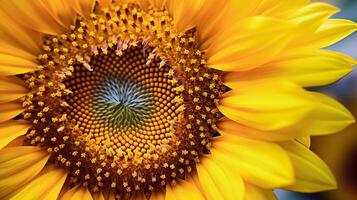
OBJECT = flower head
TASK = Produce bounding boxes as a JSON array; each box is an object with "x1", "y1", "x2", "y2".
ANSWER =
[{"x1": 0, "y1": 0, "x2": 356, "y2": 199}]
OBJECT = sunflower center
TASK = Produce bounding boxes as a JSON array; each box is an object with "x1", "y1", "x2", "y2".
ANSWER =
[
  {"x1": 93, "y1": 76, "x2": 153, "y2": 130},
  {"x1": 21, "y1": 2, "x2": 224, "y2": 196}
]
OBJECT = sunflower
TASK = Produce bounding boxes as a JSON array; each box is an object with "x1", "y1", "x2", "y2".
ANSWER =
[{"x1": 0, "y1": 0, "x2": 356, "y2": 199}]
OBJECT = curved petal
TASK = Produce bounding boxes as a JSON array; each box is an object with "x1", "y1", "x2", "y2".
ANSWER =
[
  {"x1": 218, "y1": 79, "x2": 315, "y2": 131},
  {"x1": 9, "y1": 165, "x2": 67, "y2": 200},
  {"x1": 0, "y1": 101, "x2": 24, "y2": 123},
  {"x1": 61, "y1": 185, "x2": 93, "y2": 200},
  {"x1": 254, "y1": 0, "x2": 309, "y2": 17},
  {"x1": 0, "y1": 76, "x2": 29, "y2": 103},
  {"x1": 296, "y1": 136, "x2": 311, "y2": 148},
  {"x1": 307, "y1": 92, "x2": 355, "y2": 136},
  {"x1": 166, "y1": 0, "x2": 226, "y2": 33},
  {"x1": 0, "y1": 146, "x2": 50, "y2": 199},
  {"x1": 0, "y1": 0, "x2": 65, "y2": 35},
  {"x1": 288, "y1": 3, "x2": 339, "y2": 33},
  {"x1": 211, "y1": 134, "x2": 294, "y2": 188},
  {"x1": 206, "y1": 16, "x2": 295, "y2": 71},
  {"x1": 244, "y1": 184, "x2": 276, "y2": 200},
  {"x1": 294, "y1": 19, "x2": 357, "y2": 49},
  {"x1": 65, "y1": 0, "x2": 96, "y2": 18},
  {"x1": 98, "y1": 0, "x2": 113, "y2": 7},
  {"x1": 0, "y1": 53, "x2": 38, "y2": 76},
  {"x1": 224, "y1": 49, "x2": 356, "y2": 87},
  {"x1": 0, "y1": 120, "x2": 31, "y2": 149},
  {"x1": 217, "y1": 118, "x2": 306, "y2": 142},
  {"x1": 0, "y1": 10, "x2": 41, "y2": 57},
  {"x1": 197, "y1": 156, "x2": 244, "y2": 200},
  {"x1": 40, "y1": 0, "x2": 77, "y2": 28},
  {"x1": 165, "y1": 179, "x2": 205, "y2": 200},
  {"x1": 198, "y1": 0, "x2": 308, "y2": 48},
  {"x1": 0, "y1": 43, "x2": 37, "y2": 63},
  {"x1": 4, "y1": 136, "x2": 26, "y2": 148},
  {"x1": 281, "y1": 141, "x2": 337, "y2": 192}
]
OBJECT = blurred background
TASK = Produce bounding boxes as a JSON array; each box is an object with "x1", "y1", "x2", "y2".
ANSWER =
[{"x1": 276, "y1": 0, "x2": 357, "y2": 200}]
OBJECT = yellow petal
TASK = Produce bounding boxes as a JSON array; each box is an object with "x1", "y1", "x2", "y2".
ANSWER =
[
  {"x1": 0, "y1": 101, "x2": 24, "y2": 123},
  {"x1": 0, "y1": 0, "x2": 65, "y2": 35},
  {"x1": 217, "y1": 117, "x2": 306, "y2": 142},
  {"x1": 0, "y1": 76, "x2": 29, "y2": 103},
  {"x1": 225, "y1": 49, "x2": 356, "y2": 87},
  {"x1": 211, "y1": 134, "x2": 294, "y2": 188},
  {"x1": 198, "y1": 0, "x2": 263, "y2": 48},
  {"x1": 289, "y1": 3, "x2": 339, "y2": 31},
  {"x1": 296, "y1": 19, "x2": 357, "y2": 48},
  {"x1": 197, "y1": 156, "x2": 244, "y2": 200},
  {"x1": 0, "y1": 146, "x2": 50, "y2": 198},
  {"x1": 219, "y1": 79, "x2": 315, "y2": 131},
  {"x1": 207, "y1": 16, "x2": 295, "y2": 71},
  {"x1": 0, "y1": 43, "x2": 37, "y2": 64},
  {"x1": 0, "y1": 53, "x2": 38, "y2": 75},
  {"x1": 254, "y1": 0, "x2": 309, "y2": 17},
  {"x1": 0, "y1": 9, "x2": 41, "y2": 57},
  {"x1": 4, "y1": 136, "x2": 26, "y2": 148},
  {"x1": 66, "y1": 0, "x2": 96, "y2": 18},
  {"x1": 307, "y1": 92, "x2": 355, "y2": 135},
  {"x1": 166, "y1": 0, "x2": 216, "y2": 32},
  {"x1": 9, "y1": 165, "x2": 67, "y2": 200},
  {"x1": 165, "y1": 179, "x2": 205, "y2": 200},
  {"x1": 281, "y1": 141, "x2": 337, "y2": 192},
  {"x1": 40, "y1": 0, "x2": 77, "y2": 28},
  {"x1": 244, "y1": 184, "x2": 276, "y2": 200},
  {"x1": 199, "y1": 0, "x2": 308, "y2": 48},
  {"x1": 0, "y1": 120, "x2": 30, "y2": 149},
  {"x1": 98, "y1": 0, "x2": 113, "y2": 7},
  {"x1": 296, "y1": 136, "x2": 311, "y2": 148},
  {"x1": 61, "y1": 185, "x2": 93, "y2": 200}
]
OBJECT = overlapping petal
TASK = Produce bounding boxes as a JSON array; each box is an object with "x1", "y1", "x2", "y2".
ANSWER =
[
  {"x1": 40, "y1": 0, "x2": 77, "y2": 28},
  {"x1": 0, "y1": 10, "x2": 42, "y2": 57},
  {"x1": 244, "y1": 184, "x2": 276, "y2": 200},
  {"x1": 0, "y1": 54, "x2": 38, "y2": 76},
  {"x1": 0, "y1": 120, "x2": 31, "y2": 149},
  {"x1": 281, "y1": 141, "x2": 337, "y2": 192},
  {"x1": 61, "y1": 185, "x2": 93, "y2": 200},
  {"x1": 0, "y1": 76, "x2": 29, "y2": 103},
  {"x1": 165, "y1": 179, "x2": 205, "y2": 200},
  {"x1": 293, "y1": 19, "x2": 357, "y2": 48},
  {"x1": 197, "y1": 156, "x2": 244, "y2": 200},
  {"x1": 206, "y1": 16, "x2": 296, "y2": 71},
  {"x1": 306, "y1": 92, "x2": 355, "y2": 135},
  {"x1": 211, "y1": 134, "x2": 294, "y2": 188},
  {"x1": 288, "y1": 3, "x2": 339, "y2": 33},
  {"x1": 0, "y1": 146, "x2": 50, "y2": 199},
  {"x1": 0, "y1": 0, "x2": 65, "y2": 35},
  {"x1": 224, "y1": 49, "x2": 356, "y2": 87},
  {"x1": 217, "y1": 118, "x2": 306, "y2": 142},
  {"x1": 65, "y1": 0, "x2": 96, "y2": 18},
  {"x1": 9, "y1": 165, "x2": 67, "y2": 200},
  {"x1": 218, "y1": 79, "x2": 316, "y2": 131},
  {"x1": 0, "y1": 101, "x2": 24, "y2": 123}
]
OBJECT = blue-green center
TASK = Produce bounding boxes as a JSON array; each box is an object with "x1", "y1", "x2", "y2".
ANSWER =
[{"x1": 93, "y1": 76, "x2": 153, "y2": 130}]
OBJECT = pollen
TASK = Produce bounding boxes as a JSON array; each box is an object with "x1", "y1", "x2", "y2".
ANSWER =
[{"x1": 21, "y1": 2, "x2": 225, "y2": 198}]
